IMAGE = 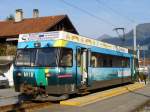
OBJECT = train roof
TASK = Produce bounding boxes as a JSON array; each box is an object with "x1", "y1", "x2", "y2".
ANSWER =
[{"x1": 19, "y1": 31, "x2": 129, "y2": 54}]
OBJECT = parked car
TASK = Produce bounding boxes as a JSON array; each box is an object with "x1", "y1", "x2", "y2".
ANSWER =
[{"x1": 0, "y1": 72, "x2": 9, "y2": 88}]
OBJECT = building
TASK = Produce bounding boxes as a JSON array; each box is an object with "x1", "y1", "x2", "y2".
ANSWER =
[
  {"x1": 0, "y1": 9, "x2": 78, "y2": 46},
  {"x1": 138, "y1": 58, "x2": 150, "y2": 74},
  {"x1": 139, "y1": 58, "x2": 150, "y2": 66},
  {"x1": 0, "y1": 9, "x2": 78, "y2": 65}
]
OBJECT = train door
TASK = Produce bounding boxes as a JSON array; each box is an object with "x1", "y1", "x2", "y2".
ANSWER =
[{"x1": 76, "y1": 47, "x2": 91, "y2": 88}]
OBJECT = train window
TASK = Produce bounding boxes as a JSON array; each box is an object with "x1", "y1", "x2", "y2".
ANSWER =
[
  {"x1": 109, "y1": 59, "x2": 113, "y2": 67},
  {"x1": 91, "y1": 52, "x2": 101, "y2": 67},
  {"x1": 91, "y1": 52, "x2": 107, "y2": 67},
  {"x1": 15, "y1": 49, "x2": 36, "y2": 66},
  {"x1": 35, "y1": 48, "x2": 58, "y2": 67},
  {"x1": 91, "y1": 52, "x2": 130, "y2": 68},
  {"x1": 112, "y1": 56, "x2": 120, "y2": 67},
  {"x1": 59, "y1": 48, "x2": 73, "y2": 67},
  {"x1": 122, "y1": 58, "x2": 130, "y2": 68},
  {"x1": 91, "y1": 56, "x2": 97, "y2": 67},
  {"x1": 112, "y1": 56, "x2": 130, "y2": 68},
  {"x1": 103, "y1": 59, "x2": 107, "y2": 67},
  {"x1": 15, "y1": 48, "x2": 73, "y2": 67}
]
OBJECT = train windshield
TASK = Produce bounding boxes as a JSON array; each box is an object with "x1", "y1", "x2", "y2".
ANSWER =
[
  {"x1": 15, "y1": 48, "x2": 72, "y2": 67},
  {"x1": 15, "y1": 49, "x2": 36, "y2": 66}
]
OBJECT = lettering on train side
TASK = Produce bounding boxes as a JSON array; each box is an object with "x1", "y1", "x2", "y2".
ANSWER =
[{"x1": 23, "y1": 72, "x2": 34, "y2": 78}]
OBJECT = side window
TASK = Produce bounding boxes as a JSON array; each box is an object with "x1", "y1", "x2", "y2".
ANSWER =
[
  {"x1": 91, "y1": 52, "x2": 103, "y2": 68},
  {"x1": 109, "y1": 59, "x2": 113, "y2": 67},
  {"x1": 59, "y1": 48, "x2": 73, "y2": 67},
  {"x1": 91, "y1": 56, "x2": 97, "y2": 67},
  {"x1": 122, "y1": 58, "x2": 130, "y2": 68},
  {"x1": 103, "y1": 59, "x2": 107, "y2": 67},
  {"x1": 112, "y1": 56, "x2": 130, "y2": 68},
  {"x1": 90, "y1": 52, "x2": 130, "y2": 68},
  {"x1": 122, "y1": 59, "x2": 126, "y2": 67}
]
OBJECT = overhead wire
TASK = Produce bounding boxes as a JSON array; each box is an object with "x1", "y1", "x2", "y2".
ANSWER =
[
  {"x1": 59, "y1": 0, "x2": 117, "y2": 28},
  {"x1": 59, "y1": 0, "x2": 146, "y2": 41},
  {"x1": 95, "y1": 0, "x2": 135, "y2": 23},
  {"x1": 95, "y1": 0, "x2": 148, "y2": 40}
]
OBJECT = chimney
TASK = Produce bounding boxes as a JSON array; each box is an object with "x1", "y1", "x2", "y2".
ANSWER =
[
  {"x1": 15, "y1": 9, "x2": 23, "y2": 22},
  {"x1": 33, "y1": 9, "x2": 39, "y2": 18}
]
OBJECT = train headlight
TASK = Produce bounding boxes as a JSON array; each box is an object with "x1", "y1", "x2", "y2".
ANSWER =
[
  {"x1": 46, "y1": 73, "x2": 51, "y2": 77},
  {"x1": 17, "y1": 72, "x2": 22, "y2": 77}
]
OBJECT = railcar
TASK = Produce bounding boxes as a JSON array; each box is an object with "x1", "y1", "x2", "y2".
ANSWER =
[{"x1": 13, "y1": 31, "x2": 137, "y2": 100}]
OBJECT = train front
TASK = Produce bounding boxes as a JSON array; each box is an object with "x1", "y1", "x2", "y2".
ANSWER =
[{"x1": 13, "y1": 32, "x2": 75, "y2": 99}]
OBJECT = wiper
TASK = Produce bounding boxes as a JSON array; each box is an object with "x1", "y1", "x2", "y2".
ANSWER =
[
  {"x1": 56, "y1": 48, "x2": 61, "y2": 67},
  {"x1": 34, "y1": 49, "x2": 39, "y2": 66}
]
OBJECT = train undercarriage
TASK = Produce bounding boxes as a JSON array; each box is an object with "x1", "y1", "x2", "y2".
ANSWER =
[{"x1": 18, "y1": 84, "x2": 69, "y2": 102}]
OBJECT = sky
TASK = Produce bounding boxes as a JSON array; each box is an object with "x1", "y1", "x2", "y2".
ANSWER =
[{"x1": 0, "y1": 0, "x2": 150, "y2": 38}]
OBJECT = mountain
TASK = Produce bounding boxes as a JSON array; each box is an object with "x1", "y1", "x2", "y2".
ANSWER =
[
  {"x1": 126, "y1": 23, "x2": 150, "y2": 39},
  {"x1": 97, "y1": 34, "x2": 113, "y2": 40},
  {"x1": 98, "y1": 23, "x2": 150, "y2": 58}
]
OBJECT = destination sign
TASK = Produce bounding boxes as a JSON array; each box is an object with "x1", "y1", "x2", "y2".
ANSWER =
[{"x1": 19, "y1": 32, "x2": 60, "y2": 42}]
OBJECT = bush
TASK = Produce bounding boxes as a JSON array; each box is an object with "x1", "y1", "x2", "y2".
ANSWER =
[
  {"x1": 0, "y1": 44, "x2": 16, "y2": 56},
  {"x1": 0, "y1": 44, "x2": 7, "y2": 56},
  {"x1": 5, "y1": 45, "x2": 16, "y2": 55}
]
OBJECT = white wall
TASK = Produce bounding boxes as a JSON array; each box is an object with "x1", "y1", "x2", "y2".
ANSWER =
[
  {"x1": 4, "y1": 64, "x2": 14, "y2": 86},
  {"x1": 0, "y1": 56, "x2": 14, "y2": 86}
]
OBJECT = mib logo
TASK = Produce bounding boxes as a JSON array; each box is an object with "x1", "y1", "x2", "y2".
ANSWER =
[{"x1": 23, "y1": 72, "x2": 34, "y2": 78}]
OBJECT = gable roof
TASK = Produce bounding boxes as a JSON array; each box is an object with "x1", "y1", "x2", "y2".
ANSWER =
[{"x1": 0, "y1": 15, "x2": 78, "y2": 38}]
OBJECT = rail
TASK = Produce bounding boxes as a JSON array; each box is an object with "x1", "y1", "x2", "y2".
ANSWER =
[{"x1": 0, "y1": 101, "x2": 52, "y2": 112}]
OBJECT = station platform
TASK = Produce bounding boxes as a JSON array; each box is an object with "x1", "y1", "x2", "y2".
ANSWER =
[
  {"x1": 37, "y1": 83, "x2": 150, "y2": 112},
  {"x1": 60, "y1": 82, "x2": 145, "y2": 106}
]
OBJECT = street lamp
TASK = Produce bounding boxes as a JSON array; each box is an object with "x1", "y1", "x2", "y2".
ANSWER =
[{"x1": 133, "y1": 25, "x2": 137, "y2": 81}]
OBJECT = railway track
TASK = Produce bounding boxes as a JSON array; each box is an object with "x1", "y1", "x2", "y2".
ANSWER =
[{"x1": 0, "y1": 101, "x2": 52, "y2": 112}]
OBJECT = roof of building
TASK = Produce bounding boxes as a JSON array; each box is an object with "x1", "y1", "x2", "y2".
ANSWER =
[{"x1": 0, "y1": 15, "x2": 78, "y2": 38}]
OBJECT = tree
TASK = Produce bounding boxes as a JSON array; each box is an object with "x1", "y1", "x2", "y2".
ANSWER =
[{"x1": 6, "y1": 14, "x2": 14, "y2": 21}]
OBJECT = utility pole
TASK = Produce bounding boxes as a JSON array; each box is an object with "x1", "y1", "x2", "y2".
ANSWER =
[
  {"x1": 133, "y1": 24, "x2": 137, "y2": 80},
  {"x1": 137, "y1": 44, "x2": 140, "y2": 60},
  {"x1": 133, "y1": 25, "x2": 137, "y2": 52}
]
